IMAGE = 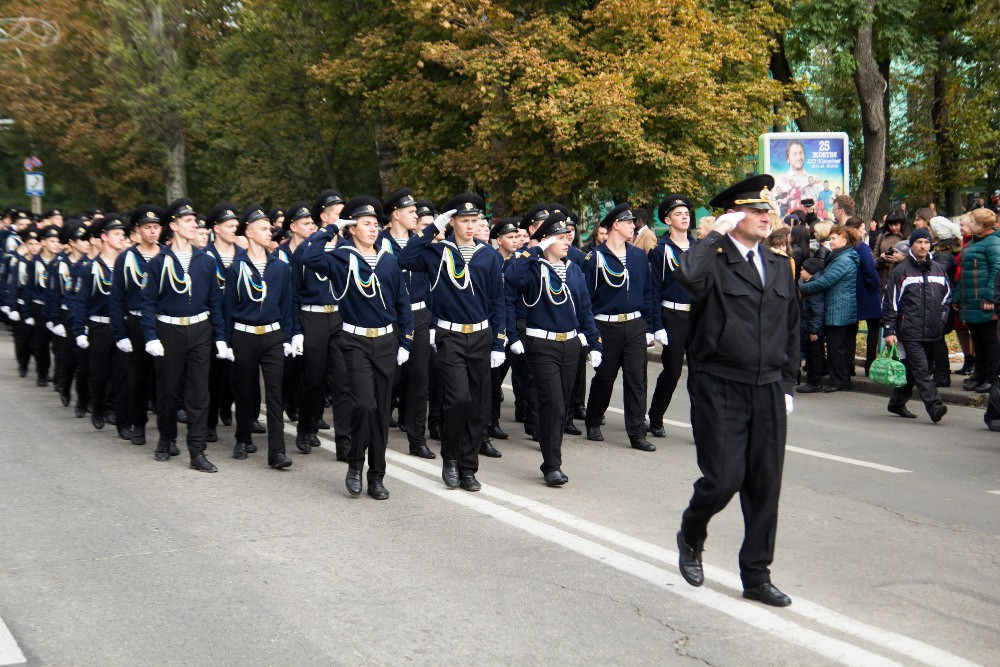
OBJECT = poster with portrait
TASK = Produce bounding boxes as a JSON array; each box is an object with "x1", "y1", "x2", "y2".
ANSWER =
[{"x1": 758, "y1": 132, "x2": 849, "y2": 218}]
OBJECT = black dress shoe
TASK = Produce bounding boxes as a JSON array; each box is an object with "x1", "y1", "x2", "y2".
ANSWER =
[
  {"x1": 929, "y1": 404, "x2": 947, "y2": 423},
  {"x1": 480, "y1": 440, "x2": 502, "y2": 458},
  {"x1": 176, "y1": 409, "x2": 187, "y2": 423},
  {"x1": 367, "y1": 479, "x2": 389, "y2": 500},
  {"x1": 60, "y1": 392, "x2": 71, "y2": 407},
  {"x1": 544, "y1": 469, "x2": 568, "y2": 486},
  {"x1": 586, "y1": 426, "x2": 604, "y2": 441},
  {"x1": 648, "y1": 424, "x2": 666, "y2": 438},
  {"x1": 564, "y1": 422, "x2": 582, "y2": 436},
  {"x1": 131, "y1": 427, "x2": 146, "y2": 446},
  {"x1": 245, "y1": 441, "x2": 258, "y2": 454},
  {"x1": 75, "y1": 406, "x2": 86, "y2": 418},
  {"x1": 233, "y1": 442, "x2": 248, "y2": 460},
  {"x1": 345, "y1": 467, "x2": 362, "y2": 496},
  {"x1": 154, "y1": 441, "x2": 171, "y2": 462},
  {"x1": 887, "y1": 405, "x2": 917, "y2": 419},
  {"x1": 206, "y1": 428, "x2": 218, "y2": 443},
  {"x1": 488, "y1": 425, "x2": 508, "y2": 439},
  {"x1": 428, "y1": 425, "x2": 441, "y2": 441},
  {"x1": 573, "y1": 405, "x2": 587, "y2": 420},
  {"x1": 796, "y1": 383, "x2": 823, "y2": 393},
  {"x1": 251, "y1": 420, "x2": 266, "y2": 434},
  {"x1": 37, "y1": 378, "x2": 48, "y2": 387},
  {"x1": 442, "y1": 460, "x2": 460, "y2": 489},
  {"x1": 409, "y1": 443, "x2": 436, "y2": 459},
  {"x1": 630, "y1": 438, "x2": 656, "y2": 452},
  {"x1": 269, "y1": 452, "x2": 293, "y2": 469},
  {"x1": 743, "y1": 582, "x2": 791, "y2": 607},
  {"x1": 308, "y1": 432, "x2": 320, "y2": 447},
  {"x1": 314, "y1": 418, "x2": 330, "y2": 430},
  {"x1": 220, "y1": 411, "x2": 233, "y2": 426},
  {"x1": 190, "y1": 454, "x2": 218, "y2": 473},
  {"x1": 105, "y1": 412, "x2": 118, "y2": 426},
  {"x1": 295, "y1": 434, "x2": 311, "y2": 454},
  {"x1": 168, "y1": 442, "x2": 180, "y2": 457},
  {"x1": 285, "y1": 408, "x2": 298, "y2": 422},
  {"x1": 460, "y1": 473, "x2": 481, "y2": 492},
  {"x1": 117, "y1": 426, "x2": 133, "y2": 441},
  {"x1": 973, "y1": 382, "x2": 993, "y2": 393},
  {"x1": 91, "y1": 415, "x2": 105, "y2": 430},
  {"x1": 962, "y1": 377, "x2": 979, "y2": 390},
  {"x1": 676, "y1": 532, "x2": 704, "y2": 587}
]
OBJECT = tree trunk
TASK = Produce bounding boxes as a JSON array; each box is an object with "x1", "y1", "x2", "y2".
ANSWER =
[
  {"x1": 931, "y1": 31, "x2": 963, "y2": 215},
  {"x1": 373, "y1": 121, "x2": 399, "y2": 196},
  {"x1": 769, "y1": 32, "x2": 815, "y2": 132},
  {"x1": 875, "y1": 56, "x2": 892, "y2": 218},
  {"x1": 851, "y1": 0, "x2": 887, "y2": 224},
  {"x1": 162, "y1": 112, "x2": 187, "y2": 201}
]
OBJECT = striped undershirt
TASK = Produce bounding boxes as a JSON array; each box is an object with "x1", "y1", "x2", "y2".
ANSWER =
[
  {"x1": 139, "y1": 252, "x2": 152, "y2": 262},
  {"x1": 394, "y1": 237, "x2": 409, "y2": 249},
  {"x1": 252, "y1": 260, "x2": 267, "y2": 274},
  {"x1": 220, "y1": 254, "x2": 234, "y2": 269},
  {"x1": 362, "y1": 254, "x2": 378, "y2": 269},
  {"x1": 174, "y1": 251, "x2": 192, "y2": 273},
  {"x1": 553, "y1": 263, "x2": 567, "y2": 280},
  {"x1": 457, "y1": 245, "x2": 476, "y2": 263}
]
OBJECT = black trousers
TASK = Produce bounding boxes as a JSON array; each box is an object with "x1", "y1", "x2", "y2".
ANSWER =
[
  {"x1": 154, "y1": 320, "x2": 211, "y2": 453},
  {"x1": 58, "y1": 310, "x2": 83, "y2": 404},
  {"x1": 13, "y1": 317, "x2": 33, "y2": 372},
  {"x1": 207, "y1": 353, "x2": 234, "y2": 429},
  {"x1": 126, "y1": 315, "x2": 155, "y2": 429},
  {"x1": 888, "y1": 339, "x2": 944, "y2": 414},
  {"x1": 490, "y1": 353, "x2": 511, "y2": 428},
  {"x1": 342, "y1": 331, "x2": 397, "y2": 482},
  {"x1": 528, "y1": 337, "x2": 580, "y2": 473},
  {"x1": 427, "y1": 346, "x2": 442, "y2": 433},
  {"x1": 230, "y1": 329, "x2": 286, "y2": 458},
  {"x1": 282, "y1": 354, "x2": 301, "y2": 416},
  {"x1": 969, "y1": 320, "x2": 1000, "y2": 385},
  {"x1": 73, "y1": 333, "x2": 91, "y2": 411},
  {"x1": 681, "y1": 372, "x2": 786, "y2": 588},
  {"x1": 510, "y1": 319, "x2": 538, "y2": 433},
  {"x1": 824, "y1": 324, "x2": 853, "y2": 390},
  {"x1": 648, "y1": 307, "x2": 693, "y2": 425},
  {"x1": 586, "y1": 317, "x2": 648, "y2": 440},
  {"x1": 397, "y1": 308, "x2": 431, "y2": 448},
  {"x1": 30, "y1": 302, "x2": 51, "y2": 381},
  {"x1": 437, "y1": 327, "x2": 491, "y2": 474},
  {"x1": 88, "y1": 322, "x2": 127, "y2": 421},
  {"x1": 299, "y1": 311, "x2": 351, "y2": 455},
  {"x1": 930, "y1": 338, "x2": 950, "y2": 384},
  {"x1": 802, "y1": 335, "x2": 825, "y2": 385}
]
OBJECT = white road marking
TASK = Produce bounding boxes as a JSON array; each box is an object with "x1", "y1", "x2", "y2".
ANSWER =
[
  {"x1": 988, "y1": 490, "x2": 1000, "y2": 496},
  {"x1": 0, "y1": 615, "x2": 26, "y2": 666}
]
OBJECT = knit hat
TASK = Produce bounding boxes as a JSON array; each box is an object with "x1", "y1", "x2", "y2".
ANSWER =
[
  {"x1": 801, "y1": 257, "x2": 823, "y2": 275},
  {"x1": 909, "y1": 228, "x2": 932, "y2": 244},
  {"x1": 893, "y1": 240, "x2": 910, "y2": 255},
  {"x1": 929, "y1": 215, "x2": 959, "y2": 241}
]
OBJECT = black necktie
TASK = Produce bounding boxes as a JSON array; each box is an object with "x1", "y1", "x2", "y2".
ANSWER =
[{"x1": 747, "y1": 250, "x2": 761, "y2": 284}]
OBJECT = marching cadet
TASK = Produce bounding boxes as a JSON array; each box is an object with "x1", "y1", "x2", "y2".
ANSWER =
[
  {"x1": 582, "y1": 203, "x2": 664, "y2": 451},
  {"x1": 5, "y1": 225, "x2": 41, "y2": 378},
  {"x1": 109, "y1": 205, "x2": 163, "y2": 446},
  {"x1": 275, "y1": 201, "x2": 310, "y2": 424},
  {"x1": 378, "y1": 187, "x2": 436, "y2": 459},
  {"x1": 673, "y1": 175, "x2": 799, "y2": 607},
  {"x1": 139, "y1": 198, "x2": 228, "y2": 472},
  {"x1": 550, "y1": 204, "x2": 588, "y2": 432},
  {"x1": 48, "y1": 222, "x2": 88, "y2": 410},
  {"x1": 69, "y1": 215, "x2": 130, "y2": 435},
  {"x1": 193, "y1": 215, "x2": 210, "y2": 249},
  {"x1": 647, "y1": 194, "x2": 697, "y2": 439},
  {"x1": 398, "y1": 193, "x2": 506, "y2": 492},
  {"x1": 302, "y1": 196, "x2": 414, "y2": 499},
  {"x1": 413, "y1": 200, "x2": 445, "y2": 441},
  {"x1": 485, "y1": 217, "x2": 522, "y2": 444},
  {"x1": 222, "y1": 204, "x2": 295, "y2": 468},
  {"x1": 28, "y1": 226, "x2": 62, "y2": 387},
  {"x1": 505, "y1": 212, "x2": 603, "y2": 486}
]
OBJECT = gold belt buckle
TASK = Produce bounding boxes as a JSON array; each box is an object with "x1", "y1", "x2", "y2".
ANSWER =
[
  {"x1": 617, "y1": 314, "x2": 627, "y2": 322},
  {"x1": 461, "y1": 323, "x2": 474, "y2": 334},
  {"x1": 366, "y1": 327, "x2": 378, "y2": 338},
  {"x1": 179, "y1": 316, "x2": 190, "y2": 326},
  {"x1": 255, "y1": 325, "x2": 266, "y2": 335},
  {"x1": 324, "y1": 305, "x2": 335, "y2": 313},
  {"x1": 555, "y1": 332, "x2": 567, "y2": 342}
]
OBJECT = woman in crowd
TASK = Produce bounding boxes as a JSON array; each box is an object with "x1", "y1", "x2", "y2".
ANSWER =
[
  {"x1": 845, "y1": 217, "x2": 881, "y2": 376},
  {"x1": 955, "y1": 208, "x2": 1000, "y2": 393},
  {"x1": 874, "y1": 211, "x2": 909, "y2": 294}
]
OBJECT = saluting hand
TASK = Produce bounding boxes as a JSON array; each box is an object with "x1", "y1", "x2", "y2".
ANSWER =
[
  {"x1": 711, "y1": 211, "x2": 746, "y2": 236},
  {"x1": 432, "y1": 209, "x2": 457, "y2": 232}
]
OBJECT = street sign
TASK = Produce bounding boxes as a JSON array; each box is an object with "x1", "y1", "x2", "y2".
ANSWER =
[
  {"x1": 23, "y1": 155, "x2": 42, "y2": 172},
  {"x1": 25, "y1": 172, "x2": 44, "y2": 197}
]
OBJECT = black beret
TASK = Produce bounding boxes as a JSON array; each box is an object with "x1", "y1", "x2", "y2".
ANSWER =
[
  {"x1": 658, "y1": 194, "x2": 692, "y2": 224},
  {"x1": 237, "y1": 203, "x2": 269, "y2": 236},
  {"x1": 709, "y1": 174, "x2": 775, "y2": 211},
  {"x1": 205, "y1": 202, "x2": 238, "y2": 228},
  {"x1": 18, "y1": 225, "x2": 41, "y2": 241},
  {"x1": 269, "y1": 207, "x2": 285, "y2": 223},
  {"x1": 384, "y1": 187, "x2": 417, "y2": 214},
  {"x1": 62, "y1": 222, "x2": 90, "y2": 244},
  {"x1": 339, "y1": 195, "x2": 384, "y2": 221},
  {"x1": 490, "y1": 217, "x2": 520, "y2": 239},
  {"x1": 164, "y1": 197, "x2": 196, "y2": 221},
  {"x1": 443, "y1": 192, "x2": 485, "y2": 218},
  {"x1": 312, "y1": 189, "x2": 345, "y2": 221},
  {"x1": 414, "y1": 200, "x2": 437, "y2": 218},
  {"x1": 100, "y1": 213, "x2": 126, "y2": 235},
  {"x1": 520, "y1": 203, "x2": 552, "y2": 231},
  {"x1": 283, "y1": 201, "x2": 314, "y2": 231},
  {"x1": 531, "y1": 211, "x2": 571, "y2": 241},
  {"x1": 195, "y1": 214, "x2": 208, "y2": 230},
  {"x1": 599, "y1": 202, "x2": 636, "y2": 229},
  {"x1": 132, "y1": 204, "x2": 165, "y2": 227},
  {"x1": 40, "y1": 226, "x2": 61, "y2": 240}
]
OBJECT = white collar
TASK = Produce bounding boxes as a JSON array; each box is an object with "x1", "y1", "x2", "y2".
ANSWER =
[{"x1": 727, "y1": 234, "x2": 760, "y2": 260}]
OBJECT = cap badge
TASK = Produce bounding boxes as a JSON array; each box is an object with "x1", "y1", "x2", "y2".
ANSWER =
[
  {"x1": 225, "y1": 210, "x2": 234, "y2": 217},
  {"x1": 464, "y1": 202, "x2": 474, "y2": 211}
]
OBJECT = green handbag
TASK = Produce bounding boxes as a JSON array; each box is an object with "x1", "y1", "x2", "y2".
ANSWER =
[{"x1": 870, "y1": 343, "x2": 908, "y2": 387}]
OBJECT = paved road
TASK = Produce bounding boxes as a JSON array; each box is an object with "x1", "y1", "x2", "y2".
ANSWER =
[{"x1": 1, "y1": 345, "x2": 998, "y2": 666}]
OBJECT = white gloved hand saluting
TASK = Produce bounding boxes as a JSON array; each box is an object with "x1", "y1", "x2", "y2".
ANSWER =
[
  {"x1": 116, "y1": 338, "x2": 133, "y2": 353},
  {"x1": 432, "y1": 209, "x2": 457, "y2": 232},
  {"x1": 52, "y1": 324, "x2": 66, "y2": 338},
  {"x1": 509, "y1": 340, "x2": 524, "y2": 355},
  {"x1": 711, "y1": 211, "x2": 746, "y2": 236},
  {"x1": 785, "y1": 394, "x2": 794, "y2": 415},
  {"x1": 490, "y1": 350, "x2": 506, "y2": 368},
  {"x1": 290, "y1": 333, "x2": 304, "y2": 357},
  {"x1": 145, "y1": 339, "x2": 164, "y2": 357},
  {"x1": 397, "y1": 348, "x2": 410, "y2": 365},
  {"x1": 537, "y1": 235, "x2": 560, "y2": 252},
  {"x1": 77, "y1": 334, "x2": 90, "y2": 350},
  {"x1": 588, "y1": 350, "x2": 602, "y2": 368},
  {"x1": 653, "y1": 329, "x2": 669, "y2": 346}
]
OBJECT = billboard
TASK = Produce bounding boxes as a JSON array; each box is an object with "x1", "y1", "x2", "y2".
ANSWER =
[{"x1": 759, "y1": 132, "x2": 849, "y2": 218}]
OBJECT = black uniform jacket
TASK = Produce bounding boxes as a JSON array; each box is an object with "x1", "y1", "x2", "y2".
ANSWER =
[{"x1": 675, "y1": 230, "x2": 800, "y2": 393}]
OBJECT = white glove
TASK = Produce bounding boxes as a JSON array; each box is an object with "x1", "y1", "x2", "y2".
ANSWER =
[
  {"x1": 432, "y1": 209, "x2": 457, "y2": 231},
  {"x1": 490, "y1": 350, "x2": 505, "y2": 368},
  {"x1": 510, "y1": 340, "x2": 525, "y2": 355},
  {"x1": 397, "y1": 348, "x2": 410, "y2": 365},
  {"x1": 116, "y1": 338, "x2": 133, "y2": 353},
  {"x1": 588, "y1": 350, "x2": 602, "y2": 368},
  {"x1": 145, "y1": 339, "x2": 164, "y2": 357},
  {"x1": 215, "y1": 340, "x2": 234, "y2": 361},
  {"x1": 537, "y1": 235, "x2": 560, "y2": 252},
  {"x1": 0, "y1": 305, "x2": 8, "y2": 315},
  {"x1": 785, "y1": 394, "x2": 794, "y2": 415},
  {"x1": 578, "y1": 333, "x2": 588, "y2": 347},
  {"x1": 645, "y1": 332, "x2": 654, "y2": 346},
  {"x1": 24, "y1": 317, "x2": 34, "y2": 327},
  {"x1": 712, "y1": 211, "x2": 746, "y2": 235},
  {"x1": 76, "y1": 334, "x2": 90, "y2": 349},
  {"x1": 283, "y1": 342, "x2": 293, "y2": 357},
  {"x1": 290, "y1": 333, "x2": 304, "y2": 356},
  {"x1": 653, "y1": 329, "x2": 669, "y2": 346},
  {"x1": 46, "y1": 321, "x2": 54, "y2": 332},
  {"x1": 429, "y1": 328, "x2": 436, "y2": 351},
  {"x1": 334, "y1": 218, "x2": 355, "y2": 229},
  {"x1": 8, "y1": 310, "x2": 19, "y2": 322},
  {"x1": 52, "y1": 323, "x2": 66, "y2": 338}
]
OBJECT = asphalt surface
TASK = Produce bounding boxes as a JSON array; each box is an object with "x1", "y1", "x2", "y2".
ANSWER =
[{"x1": 1, "y1": 343, "x2": 998, "y2": 666}]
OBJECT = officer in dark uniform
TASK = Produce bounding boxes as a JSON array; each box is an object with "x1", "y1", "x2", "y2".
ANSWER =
[
  {"x1": 673, "y1": 174, "x2": 799, "y2": 607},
  {"x1": 581, "y1": 203, "x2": 663, "y2": 451}
]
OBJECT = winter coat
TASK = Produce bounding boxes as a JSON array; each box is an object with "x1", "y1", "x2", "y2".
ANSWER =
[
  {"x1": 799, "y1": 275, "x2": 825, "y2": 338},
  {"x1": 799, "y1": 245, "x2": 859, "y2": 327},
  {"x1": 882, "y1": 253, "x2": 951, "y2": 342},
  {"x1": 854, "y1": 242, "x2": 882, "y2": 320},
  {"x1": 955, "y1": 229, "x2": 1000, "y2": 325}
]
